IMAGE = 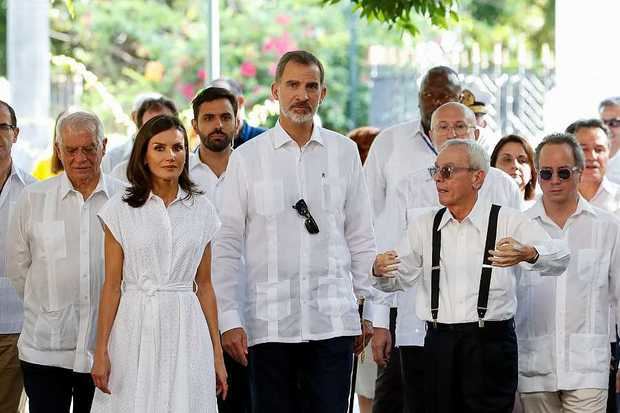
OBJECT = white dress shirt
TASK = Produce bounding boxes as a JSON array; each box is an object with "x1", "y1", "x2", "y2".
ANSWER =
[
  {"x1": 0, "y1": 164, "x2": 35, "y2": 334},
  {"x1": 373, "y1": 197, "x2": 570, "y2": 324},
  {"x1": 189, "y1": 153, "x2": 226, "y2": 211},
  {"x1": 7, "y1": 173, "x2": 125, "y2": 372},
  {"x1": 212, "y1": 121, "x2": 376, "y2": 346},
  {"x1": 363, "y1": 119, "x2": 436, "y2": 328},
  {"x1": 101, "y1": 139, "x2": 133, "y2": 173},
  {"x1": 587, "y1": 177, "x2": 620, "y2": 343},
  {"x1": 109, "y1": 159, "x2": 129, "y2": 183},
  {"x1": 607, "y1": 153, "x2": 620, "y2": 184},
  {"x1": 387, "y1": 167, "x2": 521, "y2": 346},
  {"x1": 517, "y1": 198, "x2": 620, "y2": 392}
]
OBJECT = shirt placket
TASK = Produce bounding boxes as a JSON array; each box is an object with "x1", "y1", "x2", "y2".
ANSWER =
[
  {"x1": 76, "y1": 194, "x2": 92, "y2": 369},
  {"x1": 556, "y1": 223, "x2": 569, "y2": 385},
  {"x1": 297, "y1": 144, "x2": 311, "y2": 339}
]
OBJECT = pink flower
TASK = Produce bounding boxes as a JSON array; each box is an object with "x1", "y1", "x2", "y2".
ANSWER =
[
  {"x1": 197, "y1": 68, "x2": 207, "y2": 81},
  {"x1": 179, "y1": 83, "x2": 195, "y2": 101},
  {"x1": 262, "y1": 33, "x2": 297, "y2": 57},
  {"x1": 240, "y1": 61, "x2": 257, "y2": 78},
  {"x1": 276, "y1": 14, "x2": 291, "y2": 25}
]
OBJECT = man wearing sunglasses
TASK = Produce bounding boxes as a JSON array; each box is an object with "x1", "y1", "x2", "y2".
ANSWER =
[
  {"x1": 599, "y1": 97, "x2": 620, "y2": 184},
  {"x1": 372, "y1": 138, "x2": 570, "y2": 412},
  {"x1": 212, "y1": 50, "x2": 376, "y2": 413},
  {"x1": 516, "y1": 133, "x2": 620, "y2": 412},
  {"x1": 0, "y1": 100, "x2": 35, "y2": 413},
  {"x1": 375, "y1": 102, "x2": 521, "y2": 412},
  {"x1": 363, "y1": 66, "x2": 462, "y2": 413}
]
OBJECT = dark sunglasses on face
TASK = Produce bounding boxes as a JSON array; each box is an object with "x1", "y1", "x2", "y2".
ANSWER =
[
  {"x1": 292, "y1": 199, "x2": 320, "y2": 234},
  {"x1": 603, "y1": 118, "x2": 620, "y2": 128},
  {"x1": 428, "y1": 165, "x2": 476, "y2": 180},
  {"x1": 538, "y1": 166, "x2": 581, "y2": 181}
]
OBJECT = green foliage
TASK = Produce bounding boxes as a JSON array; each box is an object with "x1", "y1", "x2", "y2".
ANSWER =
[{"x1": 321, "y1": 0, "x2": 459, "y2": 35}]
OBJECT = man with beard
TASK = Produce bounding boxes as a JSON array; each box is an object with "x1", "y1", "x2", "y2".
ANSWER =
[
  {"x1": 213, "y1": 50, "x2": 376, "y2": 413},
  {"x1": 190, "y1": 86, "x2": 251, "y2": 412},
  {"x1": 207, "y1": 78, "x2": 267, "y2": 148},
  {"x1": 363, "y1": 66, "x2": 462, "y2": 413}
]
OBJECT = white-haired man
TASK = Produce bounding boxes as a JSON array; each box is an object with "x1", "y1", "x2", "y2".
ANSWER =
[
  {"x1": 382, "y1": 102, "x2": 522, "y2": 412},
  {"x1": 7, "y1": 111, "x2": 124, "y2": 413},
  {"x1": 372, "y1": 139, "x2": 570, "y2": 412}
]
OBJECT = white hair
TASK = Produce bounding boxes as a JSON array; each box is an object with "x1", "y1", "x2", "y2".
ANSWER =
[
  {"x1": 55, "y1": 111, "x2": 105, "y2": 145},
  {"x1": 440, "y1": 139, "x2": 490, "y2": 173},
  {"x1": 430, "y1": 102, "x2": 477, "y2": 129}
]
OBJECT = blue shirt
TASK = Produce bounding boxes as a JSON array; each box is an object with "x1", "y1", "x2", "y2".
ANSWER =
[{"x1": 234, "y1": 121, "x2": 267, "y2": 148}]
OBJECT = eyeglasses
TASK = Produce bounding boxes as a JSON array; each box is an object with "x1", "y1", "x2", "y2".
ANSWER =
[
  {"x1": 0, "y1": 123, "x2": 16, "y2": 133},
  {"x1": 538, "y1": 166, "x2": 581, "y2": 181},
  {"x1": 603, "y1": 118, "x2": 620, "y2": 128},
  {"x1": 432, "y1": 122, "x2": 476, "y2": 137},
  {"x1": 292, "y1": 199, "x2": 319, "y2": 234},
  {"x1": 428, "y1": 165, "x2": 476, "y2": 180}
]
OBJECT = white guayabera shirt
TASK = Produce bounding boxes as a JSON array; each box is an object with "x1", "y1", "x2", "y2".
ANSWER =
[
  {"x1": 517, "y1": 198, "x2": 620, "y2": 393},
  {"x1": 384, "y1": 167, "x2": 522, "y2": 347},
  {"x1": 212, "y1": 121, "x2": 376, "y2": 346},
  {"x1": 7, "y1": 173, "x2": 125, "y2": 373},
  {"x1": 0, "y1": 164, "x2": 35, "y2": 334},
  {"x1": 373, "y1": 197, "x2": 570, "y2": 323},
  {"x1": 363, "y1": 119, "x2": 437, "y2": 328}
]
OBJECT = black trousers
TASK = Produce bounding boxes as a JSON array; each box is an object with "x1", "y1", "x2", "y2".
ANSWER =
[
  {"x1": 218, "y1": 351, "x2": 252, "y2": 413},
  {"x1": 21, "y1": 361, "x2": 95, "y2": 413},
  {"x1": 373, "y1": 307, "x2": 405, "y2": 413},
  {"x1": 400, "y1": 345, "x2": 425, "y2": 413},
  {"x1": 607, "y1": 341, "x2": 618, "y2": 413},
  {"x1": 424, "y1": 319, "x2": 517, "y2": 413},
  {"x1": 248, "y1": 336, "x2": 354, "y2": 413}
]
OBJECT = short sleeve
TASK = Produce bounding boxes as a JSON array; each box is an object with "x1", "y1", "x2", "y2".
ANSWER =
[
  {"x1": 97, "y1": 193, "x2": 125, "y2": 247},
  {"x1": 200, "y1": 195, "x2": 221, "y2": 246}
]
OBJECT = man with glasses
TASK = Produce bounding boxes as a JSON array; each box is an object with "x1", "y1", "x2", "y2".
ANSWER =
[
  {"x1": 380, "y1": 102, "x2": 521, "y2": 412},
  {"x1": 212, "y1": 50, "x2": 376, "y2": 413},
  {"x1": 7, "y1": 111, "x2": 124, "y2": 413},
  {"x1": 364, "y1": 66, "x2": 462, "y2": 413},
  {"x1": 515, "y1": 133, "x2": 620, "y2": 412},
  {"x1": 599, "y1": 97, "x2": 620, "y2": 183},
  {"x1": 567, "y1": 119, "x2": 620, "y2": 413},
  {"x1": 372, "y1": 139, "x2": 570, "y2": 412},
  {"x1": 0, "y1": 100, "x2": 35, "y2": 413}
]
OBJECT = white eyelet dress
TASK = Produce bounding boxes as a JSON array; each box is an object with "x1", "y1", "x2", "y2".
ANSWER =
[{"x1": 90, "y1": 189, "x2": 220, "y2": 413}]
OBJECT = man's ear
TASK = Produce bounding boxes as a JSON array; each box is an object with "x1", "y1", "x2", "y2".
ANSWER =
[
  {"x1": 473, "y1": 128, "x2": 480, "y2": 141},
  {"x1": 271, "y1": 82, "x2": 279, "y2": 101},
  {"x1": 12, "y1": 127, "x2": 19, "y2": 143},
  {"x1": 472, "y1": 169, "x2": 486, "y2": 190}
]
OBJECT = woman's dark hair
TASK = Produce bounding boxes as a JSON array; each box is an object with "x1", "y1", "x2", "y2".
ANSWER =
[
  {"x1": 123, "y1": 115, "x2": 201, "y2": 208},
  {"x1": 490, "y1": 134, "x2": 537, "y2": 201}
]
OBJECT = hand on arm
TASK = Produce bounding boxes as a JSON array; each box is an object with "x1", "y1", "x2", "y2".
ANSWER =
[
  {"x1": 489, "y1": 237, "x2": 538, "y2": 267},
  {"x1": 195, "y1": 243, "x2": 228, "y2": 400},
  {"x1": 371, "y1": 327, "x2": 392, "y2": 368},
  {"x1": 91, "y1": 226, "x2": 124, "y2": 395}
]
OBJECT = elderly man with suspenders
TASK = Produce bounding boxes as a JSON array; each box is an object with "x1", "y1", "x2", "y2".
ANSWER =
[{"x1": 372, "y1": 139, "x2": 570, "y2": 412}]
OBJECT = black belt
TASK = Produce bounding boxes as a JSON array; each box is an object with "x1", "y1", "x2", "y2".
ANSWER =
[{"x1": 426, "y1": 318, "x2": 514, "y2": 331}]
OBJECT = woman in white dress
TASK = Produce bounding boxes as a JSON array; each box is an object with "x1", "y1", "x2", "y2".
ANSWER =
[
  {"x1": 491, "y1": 134, "x2": 538, "y2": 211},
  {"x1": 90, "y1": 115, "x2": 227, "y2": 412}
]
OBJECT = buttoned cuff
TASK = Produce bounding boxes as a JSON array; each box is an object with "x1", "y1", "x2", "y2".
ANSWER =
[
  {"x1": 219, "y1": 310, "x2": 243, "y2": 334},
  {"x1": 363, "y1": 302, "x2": 391, "y2": 329}
]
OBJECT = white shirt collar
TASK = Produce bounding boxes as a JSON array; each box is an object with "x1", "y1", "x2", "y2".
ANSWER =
[
  {"x1": 146, "y1": 186, "x2": 194, "y2": 208},
  {"x1": 59, "y1": 172, "x2": 112, "y2": 200},
  {"x1": 272, "y1": 120, "x2": 324, "y2": 149},
  {"x1": 437, "y1": 195, "x2": 489, "y2": 233}
]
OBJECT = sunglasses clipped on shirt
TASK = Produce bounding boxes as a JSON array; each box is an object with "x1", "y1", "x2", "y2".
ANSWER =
[
  {"x1": 292, "y1": 199, "x2": 320, "y2": 234},
  {"x1": 538, "y1": 166, "x2": 581, "y2": 181}
]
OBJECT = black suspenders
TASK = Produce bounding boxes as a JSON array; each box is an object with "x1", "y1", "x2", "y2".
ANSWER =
[{"x1": 430, "y1": 204, "x2": 502, "y2": 327}]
